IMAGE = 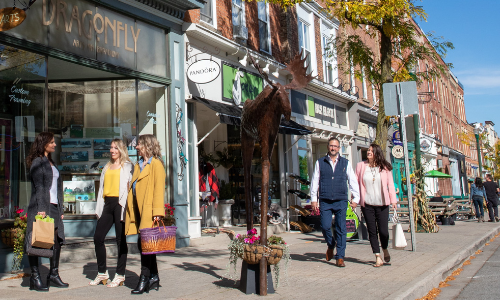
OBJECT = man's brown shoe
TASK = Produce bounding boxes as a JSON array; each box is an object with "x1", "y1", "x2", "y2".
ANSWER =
[
  {"x1": 326, "y1": 248, "x2": 334, "y2": 261},
  {"x1": 336, "y1": 259, "x2": 345, "y2": 267}
]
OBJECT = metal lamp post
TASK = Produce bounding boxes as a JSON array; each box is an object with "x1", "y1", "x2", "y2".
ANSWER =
[{"x1": 473, "y1": 127, "x2": 483, "y2": 177}]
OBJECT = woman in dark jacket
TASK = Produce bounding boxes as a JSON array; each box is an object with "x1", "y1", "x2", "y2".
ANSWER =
[
  {"x1": 25, "y1": 132, "x2": 67, "y2": 291},
  {"x1": 470, "y1": 177, "x2": 487, "y2": 222}
]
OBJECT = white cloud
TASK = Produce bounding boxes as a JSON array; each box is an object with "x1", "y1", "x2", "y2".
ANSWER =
[{"x1": 454, "y1": 68, "x2": 500, "y2": 89}]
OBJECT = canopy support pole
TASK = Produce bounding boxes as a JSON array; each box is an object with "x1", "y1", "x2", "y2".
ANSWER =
[{"x1": 196, "y1": 121, "x2": 221, "y2": 146}]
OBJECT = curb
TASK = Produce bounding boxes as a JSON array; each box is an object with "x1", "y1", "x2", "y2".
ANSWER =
[{"x1": 387, "y1": 224, "x2": 500, "y2": 300}]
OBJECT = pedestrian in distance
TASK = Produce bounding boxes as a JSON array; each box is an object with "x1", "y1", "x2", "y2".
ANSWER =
[
  {"x1": 311, "y1": 137, "x2": 360, "y2": 267},
  {"x1": 25, "y1": 132, "x2": 68, "y2": 291},
  {"x1": 429, "y1": 190, "x2": 445, "y2": 224},
  {"x1": 125, "y1": 134, "x2": 166, "y2": 294},
  {"x1": 90, "y1": 139, "x2": 133, "y2": 287},
  {"x1": 470, "y1": 177, "x2": 487, "y2": 223},
  {"x1": 355, "y1": 144, "x2": 397, "y2": 267},
  {"x1": 483, "y1": 174, "x2": 499, "y2": 222}
]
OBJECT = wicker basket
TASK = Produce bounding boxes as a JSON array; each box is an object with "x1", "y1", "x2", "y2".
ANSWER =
[
  {"x1": 1, "y1": 228, "x2": 15, "y2": 248},
  {"x1": 267, "y1": 245, "x2": 283, "y2": 265},
  {"x1": 243, "y1": 244, "x2": 265, "y2": 265},
  {"x1": 139, "y1": 225, "x2": 177, "y2": 255}
]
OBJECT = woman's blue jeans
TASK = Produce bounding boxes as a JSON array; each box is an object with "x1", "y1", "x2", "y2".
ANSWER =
[{"x1": 473, "y1": 198, "x2": 484, "y2": 218}]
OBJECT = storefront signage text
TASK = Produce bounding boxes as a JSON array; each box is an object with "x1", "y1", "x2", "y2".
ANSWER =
[
  {"x1": 42, "y1": 0, "x2": 141, "y2": 56},
  {"x1": 147, "y1": 111, "x2": 160, "y2": 124},
  {"x1": 315, "y1": 103, "x2": 334, "y2": 119},
  {"x1": 187, "y1": 59, "x2": 220, "y2": 84},
  {"x1": 0, "y1": 7, "x2": 26, "y2": 32},
  {"x1": 9, "y1": 85, "x2": 31, "y2": 106}
]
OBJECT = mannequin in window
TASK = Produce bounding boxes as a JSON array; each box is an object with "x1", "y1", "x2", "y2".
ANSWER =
[{"x1": 199, "y1": 158, "x2": 220, "y2": 208}]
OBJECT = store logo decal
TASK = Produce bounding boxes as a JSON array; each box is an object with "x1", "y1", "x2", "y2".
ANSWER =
[{"x1": 9, "y1": 85, "x2": 31, "y2": 106}]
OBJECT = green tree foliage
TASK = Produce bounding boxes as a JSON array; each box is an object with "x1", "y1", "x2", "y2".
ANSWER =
[{"x1": 254, "y1": 0, "x2": 454, "y2": 152}]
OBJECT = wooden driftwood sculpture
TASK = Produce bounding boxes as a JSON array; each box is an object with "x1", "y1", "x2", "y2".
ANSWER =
[{"x1": 240, "y1": 51, "x2": 313, "y2": 295}]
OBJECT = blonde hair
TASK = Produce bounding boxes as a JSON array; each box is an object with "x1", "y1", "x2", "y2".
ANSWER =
[
  {"x1": 105, "y1": 138, "x2": 130, "y2": 169},
  {"x1": 138, "y1": 134, "x2": 165, "y2": 167}
]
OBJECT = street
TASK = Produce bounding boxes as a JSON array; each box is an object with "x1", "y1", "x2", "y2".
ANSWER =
[{"x1": 434, "y1": 228, "x2": 500, "y2": 300}]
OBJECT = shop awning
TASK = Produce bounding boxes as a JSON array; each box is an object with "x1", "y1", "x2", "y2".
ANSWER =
[
  {"x1": 425, "y1": 170, "x2": 452, "y2": 178},
  {"x1": 192, "y1": 96, "x2": 311, "y2": 136}
]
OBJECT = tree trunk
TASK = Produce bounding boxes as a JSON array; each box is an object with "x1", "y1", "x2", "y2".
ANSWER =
[{"x1": 374, "y1": 23, "x2": 394, "y2": 156}]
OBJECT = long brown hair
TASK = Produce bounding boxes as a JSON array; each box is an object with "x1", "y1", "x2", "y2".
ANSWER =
[
  {"x1": 369, "y1": 143, "x2": 393, "y2": 171},
  {"x1": 475, "y1": 177, "x2": 483, "y2": 188},
  {"x1": 26, "y1": 132, "x2": 55, "y2": 168},
  {"x1": 138, "y1": 134, "x2": 165, "y2": 168}
]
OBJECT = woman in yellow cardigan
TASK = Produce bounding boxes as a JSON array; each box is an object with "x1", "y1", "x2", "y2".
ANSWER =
[{"x1": 125, "y1": 134, "x2": 166, "y2": 294}]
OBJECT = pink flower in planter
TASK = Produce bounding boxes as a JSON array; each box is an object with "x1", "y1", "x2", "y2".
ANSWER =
[{"x1": 247, "y1": 228, "x2": 257, "y2": 235}]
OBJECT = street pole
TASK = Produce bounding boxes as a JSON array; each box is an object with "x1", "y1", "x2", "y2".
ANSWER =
[
  {"x1": 398, "y1": 84, "x2": 417, "y2": 252},
  {"x1": 475, "y1": 133, "x2": 483, "y2": 177},
  {"x1": 413, "y1": 114, "x2": 421, "y2": 171}
]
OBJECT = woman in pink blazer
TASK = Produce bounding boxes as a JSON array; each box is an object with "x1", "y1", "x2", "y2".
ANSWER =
[{"x1": 354, "y1": 144, "x2": 398, "y2": 267}]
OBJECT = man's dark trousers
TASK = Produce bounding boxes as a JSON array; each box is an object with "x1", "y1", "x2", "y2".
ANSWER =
[
  {"x1": 320, "y1": 199, "x2": 347, "y2": 259},
  {"x1": 487, "y1": 197, "x2": 498, "y2": 221}
]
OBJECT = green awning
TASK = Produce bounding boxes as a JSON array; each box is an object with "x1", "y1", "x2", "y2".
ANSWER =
[{"x1": 425, "y1": 170, "x2": 452, "y2": 178}]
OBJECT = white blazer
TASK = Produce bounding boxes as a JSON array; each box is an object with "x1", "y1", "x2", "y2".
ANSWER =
[{"x1": 95, "y1": 161, "x2": 134, "y2": 221}]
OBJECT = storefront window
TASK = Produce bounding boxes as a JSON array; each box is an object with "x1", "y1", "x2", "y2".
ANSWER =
[
  {"x1": 0, "y1": 44, "x2": 46, "y2": 218},
  {"x1": 0, "y1": 32, "x2": 171, "y2": 218}
]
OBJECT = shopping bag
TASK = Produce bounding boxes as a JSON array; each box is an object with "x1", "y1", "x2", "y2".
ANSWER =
[
  {"x1": 31, "y1": 219, "x2": 54, "y2": 249},
  {"x1": 391, "y1": 209, "x2": 407, "y2": 250}
]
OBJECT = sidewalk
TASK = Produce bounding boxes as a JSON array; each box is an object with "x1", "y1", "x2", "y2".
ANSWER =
[{"x1": 1, "y1": 220, "x2": 499, "y2": 300}]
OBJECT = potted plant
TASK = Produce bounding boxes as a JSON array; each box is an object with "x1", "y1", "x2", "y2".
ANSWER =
[
  {"x1": 163, "y1": 203, "x2": 176, "y2": 226},
  {"x1": 227, "y1": 229, "x2": 291, "y2": 287},
  {"x1": 1, "y1": 207, "x2": 27, "y2": 272},
  {"x1": 219, "y1": 180, "x2": 237, "y2": 227},
  {"x1": 214, "y1": 148, "x2": 239, "y2": 170}
]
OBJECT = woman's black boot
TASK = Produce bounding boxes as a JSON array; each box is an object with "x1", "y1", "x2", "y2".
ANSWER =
[
  {"x1": 29, "y1": 256, "x2": 48, "y2": 292},
  {"x1": 149, "y1": 274, "x2": 160, "y2": 291},
  {"x1": 47, "y1": 247, "x2": 69, "y2": 287},
  {"x1": 131, "y1": 275, "x2": 150, "y2": 294}
]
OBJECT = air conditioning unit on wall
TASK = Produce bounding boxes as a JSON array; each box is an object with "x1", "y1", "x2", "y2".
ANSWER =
[{"x1": 233, "y1": 25, "x2": 248, "y2": 40}]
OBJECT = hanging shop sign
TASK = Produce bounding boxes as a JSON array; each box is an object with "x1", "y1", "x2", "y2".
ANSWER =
[
  {"x1": 0, "y1": 7, "x2": 26, "y2": 31},
  {"x1": 420, "y1": 138, "x2": 432, "y2": 153},
  {"x1": 392, "y1": 145, "x2": 404, "y2": 159},
  {"x1": 186, "y1": 59, "x2": 220, "y2": 84},
  {"x1": 392, "y1": 131, "x2": 403, "y2": 146},
  {"x1": 369, "y1": 127, "x2": 374, "y2": 139}
]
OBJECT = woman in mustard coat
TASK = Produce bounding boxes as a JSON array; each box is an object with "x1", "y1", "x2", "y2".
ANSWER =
[{"x1": 125, "y1": 134, "x2": 166, "y2": 294}]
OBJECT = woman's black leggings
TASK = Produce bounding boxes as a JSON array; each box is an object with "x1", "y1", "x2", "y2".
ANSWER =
[
  {"x1": 94, "y1": 197, "x2": 128, "y2": 275},
  {"x1": 361, "y1": 204, "x2": 390, "y2": 254}
]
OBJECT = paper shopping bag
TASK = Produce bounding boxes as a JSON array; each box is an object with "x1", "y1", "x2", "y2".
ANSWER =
[
  {"x1": 31, "y1": 219, "x2": 54, "y2": 249},
  {"x1": 392, "y1": 223, "x2": 407, "y2": 250}
]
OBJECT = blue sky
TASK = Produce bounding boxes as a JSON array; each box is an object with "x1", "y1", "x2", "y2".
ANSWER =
[{"x1": 417, "y1": 0, "x2": 500, "y2": 128}]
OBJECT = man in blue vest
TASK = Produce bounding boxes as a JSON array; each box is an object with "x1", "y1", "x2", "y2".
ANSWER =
[{"x1": 311, "y1": 137, "x2": 360, "y2": 267}]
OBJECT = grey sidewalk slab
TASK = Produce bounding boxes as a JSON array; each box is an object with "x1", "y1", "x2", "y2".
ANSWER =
[{"x1": 1, "y1": 220, "x2": 499, "y2": 300}]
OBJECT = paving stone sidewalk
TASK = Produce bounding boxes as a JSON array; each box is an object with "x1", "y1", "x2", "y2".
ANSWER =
[{"x1": 1, "y1": 220, "x2": 499, "y2": 300}]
